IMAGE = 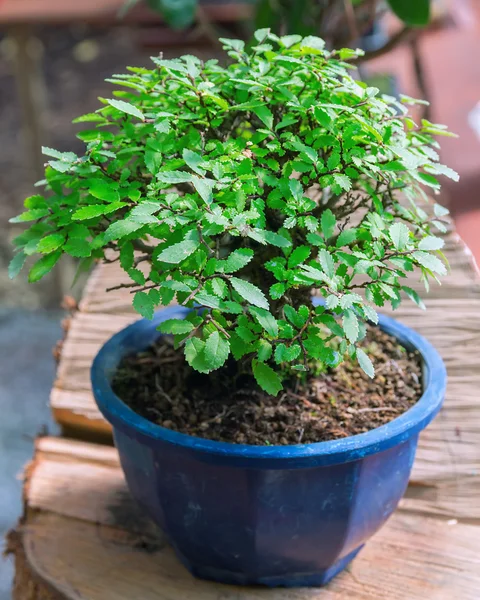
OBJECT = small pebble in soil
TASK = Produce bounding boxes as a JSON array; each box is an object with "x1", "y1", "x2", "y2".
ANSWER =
[{"x1": 111, "y1": 326, "x2": 423, "y2": 445}]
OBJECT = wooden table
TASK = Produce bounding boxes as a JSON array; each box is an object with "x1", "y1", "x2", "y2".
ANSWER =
[{"x1": 7, "y1": 225, "x2": 480, "y2": 598}]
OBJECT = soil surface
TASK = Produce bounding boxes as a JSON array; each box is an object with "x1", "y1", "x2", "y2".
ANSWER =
[{"x1": 112, "y1": 326, "x2": 423, "y2": 445}]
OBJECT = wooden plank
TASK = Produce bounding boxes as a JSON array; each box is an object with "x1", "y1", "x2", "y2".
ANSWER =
[{"x1": 7, "y1": 437, "x2": 480, "y2": 600}]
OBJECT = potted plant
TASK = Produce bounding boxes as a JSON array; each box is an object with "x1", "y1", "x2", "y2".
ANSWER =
[{"x1": 10, "y1": 31, "x2": 456, "y2": 587}]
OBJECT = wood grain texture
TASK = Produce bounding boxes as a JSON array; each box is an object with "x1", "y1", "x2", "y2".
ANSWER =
[{"x1": 9, "y1": 437, "x2": 480, "y2": 600}]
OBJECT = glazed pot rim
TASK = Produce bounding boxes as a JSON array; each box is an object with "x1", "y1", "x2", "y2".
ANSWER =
[{"x1": 91, "y1": 303, "x2": 446, "y2": 466}]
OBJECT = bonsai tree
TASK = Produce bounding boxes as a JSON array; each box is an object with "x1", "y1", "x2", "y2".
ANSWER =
[{"x1": 10, "y1": 30, "x2": 456, "y2": 395}]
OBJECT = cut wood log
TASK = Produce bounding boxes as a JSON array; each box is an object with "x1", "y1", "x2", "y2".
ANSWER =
[{"x1": 7, "y1": 437, "x2": 480, "y2": 600}]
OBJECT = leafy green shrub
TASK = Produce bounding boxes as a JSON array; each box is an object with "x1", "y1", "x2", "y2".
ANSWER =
[{"x1": 10, "y1": 30, "x2": 457, "y2": 394}]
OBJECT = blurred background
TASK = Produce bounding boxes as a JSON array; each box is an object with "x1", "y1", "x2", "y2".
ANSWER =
[{"x1": 0, "y1": 0, "x2": 478, "y2": 597}]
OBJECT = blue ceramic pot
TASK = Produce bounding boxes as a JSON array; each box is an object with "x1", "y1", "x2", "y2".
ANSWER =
[{"x1": 91, "y1": 304, "x2": 446, "y2": 587}]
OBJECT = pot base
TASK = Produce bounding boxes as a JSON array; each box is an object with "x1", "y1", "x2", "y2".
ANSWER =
[{"x1": 178, "y1": 545, "x2": 364, "y2": 587}]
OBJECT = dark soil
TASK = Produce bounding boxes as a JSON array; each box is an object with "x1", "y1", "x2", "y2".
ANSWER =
[{"x1": 112, "y1": 327, "x2": 423, "y2": 445}]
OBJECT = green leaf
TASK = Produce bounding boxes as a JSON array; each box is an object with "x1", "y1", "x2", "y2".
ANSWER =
[
  {"x1": 412, "y1": 251, "x2": 447, "y2": 275},
  {"x1": 106, "y1": 98, "x2": 144, "y2": 120},
  {"x1": 326, "y1": 295, "x2": 339, "y2": 310},
  {"x1": 37, "y1": 233, "x2": 65, "y2": 254},
  {"x1": 146, "y1": 0, "x2": 197, "y2": 30},
  {"x1": 88, "y1": 180, "x2": 120, "y2": 202},
  {"x1": 249, "y1": 229, "x2": 291, "y2": 248},
  {"x1": 249, "y1": 307, "x2": 278, "y2": 337},
  {"x1": 333, "y1": 174, "x2": 352, "y2": 191},
  {"x1": 402, "y1": 286, "x2": 426, "y2": 310},
  {"x1": 418, "y1": 236, "x2": 444, "y2": 251},
  {"x1": 8, "y1": 252, "x2": 27, "y2": 279},
  {"x1": 157, "y1": 235, "x2": 200, "y2": 264},
  {"x1": 252, "y1": 360, "x2": 283, "y2": 396},
  {"x1": 120, "y1": 243, "x2": 134, "y2": 271},
  {"x1": 157, "y1": 171, "x2": 193, "y2": 184},
  {"x1": 362, "y1": 305, "x2": 379, "y2": 324},
  {"x1": 217, "y1": 248, "x2": 254, "y2": 273},
  {"x1": 28, "y1": 251, "x2": 62, "y2": 283},
  {"x1": 357, "y1": 348, "x2": 375, "y2": 378},
  {"x1": 183, "y1": 148, "x2": 205, "y2": 175},
  {"x1": 158, "y1": 319, "x2": 195, "y2": 334},
  {"x1": 389, "y1": 222, "x2": 410, "y2": 251},
  {"x1": 230, "y1": 277, "x2": 269, "y2": 309},
  {"x1": 319, "y1": 249, "x2": 335, "y2": 278},
  {"x1": 64, "y1": 238, "x2": 91, "y2": 258},
  {"x1": 204, "y1": 331, "x2": 230, "y2": 370},
  {"x1": 133, "y1": 291, "x2": 155, "y2": 319},
  {"x1": 343, "y1": 309, "x2": 359, "y2": 343},
  {"x1": 417, "y1": 172, "x2": 440, "y2": 188},
  {"x1": 321, "y1": 209, "x2": 336, "y2": 239},
  {"x1": 184, "y1": 338, "x2": 210, "y2": 374},
  {"x1": 73, "y1": 205, "x2": 109, "y2": 220},
  {"x1": 434, "y1": 204, "x2": 449, "y2": 218},
  {"x1": 387, "y1": 0, "x2": 430, "y2": 26},
  {"x1": 104, "y1": 219, "x2": 146, "y2": 242},
  {"x1": 288, "y1": 246, "x2": 310, "y2": 268},
  {"x1": 191, "y1": 176, "x2": 214, "y2": 204},
  {"x1": 336, "y1": 228, "x2": 358, "y2": 247},
  {"x1": 252, "y1": 106, "x2": 274, "y2": 130}
]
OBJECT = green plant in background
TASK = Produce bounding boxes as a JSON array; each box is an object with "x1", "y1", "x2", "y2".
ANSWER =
[
  {"x1": 126, "y1": 0, "x2": 431, "y2": 42},
  {"x1": 10, "y1": 32, "x2": 456, "y2": 394}
]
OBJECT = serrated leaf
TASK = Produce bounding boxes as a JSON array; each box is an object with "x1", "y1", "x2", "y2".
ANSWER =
[
  {"x1": 157, "y1": 171, "x2": 193, "y2": 184},
  {"x1": 402, "y1": 286, "x2": 426, "y2": 310},
  {"x1": 343, "y1": 309, "x2": 359, "y2": 343},
  {"x1": 104, "y1": 219, "x2": 146, "y2": 241},
  {"x1": 133, "y1": 291, "x2": 155, "y2": 319},
  {"x1": 157, "y1": 235, "x2": 200, "y2": 264},
  {"x1": 120, "y1": 243, "x2": 134, "y2": 271},
  {"x1": 336, "y1": 228, "x2": 358, "y2": 247},
  {"x1": 204, "y1": 330, "x2": 230, "y2": 370},
  {"x1": 191, "y1": 176, "x2": 214, "y2": 204},
  {"x1": 326, "y1": 295, "x2": 339, "y2": 309},
  {"x1": 64, "y1": 238, "x2": 91, "y2": 258},
  {"x1": 182, "y1": 148, "x2": 205, "y2": 175},
  {"x1": 184, "y1": 338, "x2": 210, "y2": 374},
  {"x1": 217, "y1": 248, "x2": 254, "y2": 273},
  {"x1": 252, "y1": 360, "x2": 283, "y2": 396},
  {"x1": 288, "y1": 246, "x2": 310, "y2": 268},
  {"x1": 231, "y1": 277, "x2": 269, "y2": 309},
  {"x1": 357, "y1": 347, "x2": 375, "y2": 378},
  {"x1": 339, "y1": 293, "x2": 362, "y2": 309},
  {"x1": 249, "y1": 228, "x2": 291, "y2": 248},
  {"x1": 8, "y1": 252, "x2": 27, "y2": 279},
  {"x1": 389, "y1": 222, "x2": 410, "y2": 251},
  {"x1": 412, "y1": 251, "x2": 447, "y2": 275},
  {"x1": 274, "y1": 343, "x2": 301, "y2": 364},
  {"x1": 37, "y1": 233, "x2": 65, "y2": 254},
  {"x1": 88, "y1": 180, "x2": 120, "y2": 202},
  {"x1": 106, "y1": 98, "x2": 144, "y2": 120},
  {"x1": 433, "y1": 203, "x2": 449, "y2": 218},
  {"x1": 319, "y1": 249, "x2": 335, "y2": 278},
  {"x1": 321, "y1": 209, "x2": 336, "y2": 239},
  {"x1": 252, "y1": 106, "x2": 274, "y2": 129},
  {"x1": 362, "y1": 305, "x2": 379, "y2": 324},
  {"x1": 418, "y1": 236, "x2": 444, "y2": 251},
  {"x1": 158, "y1": 319, "x2": 195, "y2": 335},
  {"x1": 270, "y1": 282, "x2": 286, "y2": 300},
  {"x1": 28, "y1": 251, "x2": 62, "y2": 283},
  {"x1": 249, "y1": 307, "x2": 278, "y2": 337},
  {"x1": 333, "y1": 173, "x2": 352, "y2": 191}
]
